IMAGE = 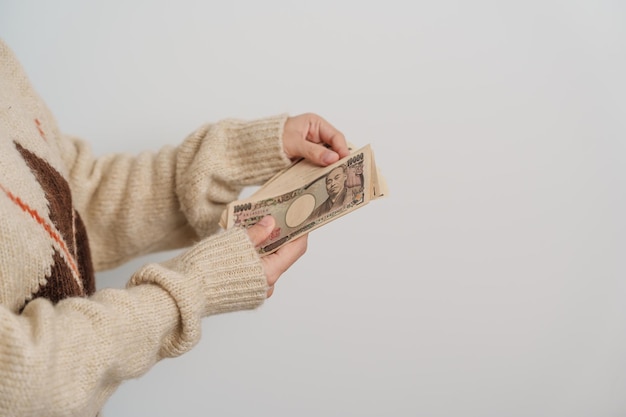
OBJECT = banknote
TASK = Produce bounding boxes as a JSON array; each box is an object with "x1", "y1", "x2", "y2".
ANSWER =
[{"x1": 220, "y1": 144, "x2": 386, "y2": 256}]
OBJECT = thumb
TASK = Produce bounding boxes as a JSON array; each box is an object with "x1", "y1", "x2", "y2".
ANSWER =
[{"x1": 246, "y1": 216, "x2": 275, "y2": 247}]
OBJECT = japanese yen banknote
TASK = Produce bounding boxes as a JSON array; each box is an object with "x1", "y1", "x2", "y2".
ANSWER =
[{"x1": 220, "y1": 144, "x2": 387, "y2": 256}]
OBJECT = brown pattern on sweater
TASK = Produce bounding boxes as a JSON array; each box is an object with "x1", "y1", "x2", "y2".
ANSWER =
[
  {"x1": 15, "y1": 142, "x2": 76, "y2": 255},
  {"x1": 74, "y1": 210, "x2": 95, "y2": 295},
  {"x1": 30, "y1": 249, "x2": 82, "y2": 305},
  {"x1": 14, "y1": 141, "x2": 95, "y2": 309}
]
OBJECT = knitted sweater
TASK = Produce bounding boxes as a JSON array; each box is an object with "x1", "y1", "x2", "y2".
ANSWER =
[{"x1": 0, "y1": 40, "x2": 292, "y2": 416}]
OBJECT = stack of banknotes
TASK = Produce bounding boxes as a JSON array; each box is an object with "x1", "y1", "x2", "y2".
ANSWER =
[{"x1": 220, "y1": 144, "x2": 388, "y2": 256}]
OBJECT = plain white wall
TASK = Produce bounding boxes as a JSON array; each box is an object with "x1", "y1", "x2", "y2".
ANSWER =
[{"x1": 2, "y1": 1, "x2": 626, "y2": 416}]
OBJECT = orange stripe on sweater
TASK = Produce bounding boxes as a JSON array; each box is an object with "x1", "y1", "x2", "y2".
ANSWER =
[
  {"x1": 35, "y1": 118, "x2": 47, "y2": 141},
  {"x1": 0, "y1": 183, "x2": 80, "y2": 280}
]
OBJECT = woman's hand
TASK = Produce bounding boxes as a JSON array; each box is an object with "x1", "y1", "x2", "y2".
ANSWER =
[
  {"x1": 282, "y1": 113, "x2": 350, "y2": 166},
  {"x1": 246, "y1": 216, "x2": 307, "y2": 298},
  {"x1": 246, "y1": 113, "x2": 347, "y2": 297}
]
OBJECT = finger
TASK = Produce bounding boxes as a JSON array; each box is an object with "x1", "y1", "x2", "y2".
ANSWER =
[
  {"x1": 318, "y1": 119, "x2": 350, "y2": 159},
  {"x1": 298, "y1": 140, "x2": 343, "y2": 166},
  {"x1": 266, "y1": 285, "x2": 275, "y2": 298},
  {"x1": 305, "y1": 115, "x2": 348, "y2": 150},
  {"x1": 263, "y1": 234, "x2": 308, "y2": 286},
  {"x1": 301, "y1": 119, "x2": 349, "y2": 166},
  {"x1": 246, "y1": 216, "x2": 275, "y2": 247}
]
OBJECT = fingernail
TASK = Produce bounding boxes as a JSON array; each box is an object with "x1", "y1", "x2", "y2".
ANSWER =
[{"x1": 322, "y1": 151, "x2": 336, "y2": 165}]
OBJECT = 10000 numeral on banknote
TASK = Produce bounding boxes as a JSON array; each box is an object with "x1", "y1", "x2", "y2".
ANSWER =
[{"x1": 229, "y1": 149, "x2": 371, "y2": 255}]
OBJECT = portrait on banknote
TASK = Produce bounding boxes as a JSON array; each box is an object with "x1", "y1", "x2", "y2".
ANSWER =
[{"x1": 304, "y1": 162, "x2": 364, "y2": 223}]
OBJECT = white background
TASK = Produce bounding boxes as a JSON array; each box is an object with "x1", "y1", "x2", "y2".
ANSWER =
[{"x1": 2, "y1": 1, "x2": 626, "y2": 416}]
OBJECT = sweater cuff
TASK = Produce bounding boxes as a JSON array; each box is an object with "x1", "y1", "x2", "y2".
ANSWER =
[
  {"x1": 174, "y1": 227, "x2": 268, "y2": 316},
  {"x1": 176, "y1": 114, "x2": 292, "y2": 237},
  {"x1": 219, "y1": 114, "x2": 292, "y2": 182},
  {"x1": 126, "y1": 227, "x2": 268, "y2": 357}
]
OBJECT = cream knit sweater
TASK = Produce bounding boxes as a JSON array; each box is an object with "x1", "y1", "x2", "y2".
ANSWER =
[{"x1": 0, "y1": 40, "x2": 292, "y2": 416}]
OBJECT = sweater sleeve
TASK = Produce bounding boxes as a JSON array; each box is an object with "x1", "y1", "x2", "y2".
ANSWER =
[
  {"x1": 58, "y1": 114, "x2": 292, "y2": 271},
  {"x1": 0, "y1": 226, "x2": 268, "y2": 417},
  {"x1": 0, "y1": 39, "x2": 282, "y2": 417}
]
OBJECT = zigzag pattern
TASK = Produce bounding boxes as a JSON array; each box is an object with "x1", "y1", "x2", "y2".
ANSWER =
[{"x1": 0, "y1": 121, "x2": 95, "y2": 310}]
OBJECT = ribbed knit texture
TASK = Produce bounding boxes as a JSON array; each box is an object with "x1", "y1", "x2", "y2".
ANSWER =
[{"x1": 0, "y1": 39, "x2": 292, "y2": 417}]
